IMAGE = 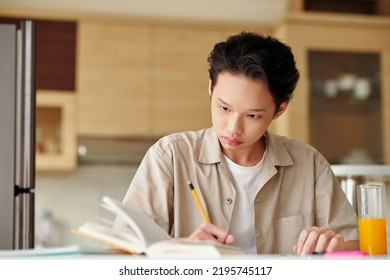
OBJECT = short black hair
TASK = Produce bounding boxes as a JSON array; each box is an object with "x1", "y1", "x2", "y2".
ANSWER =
[{"x1": 207, "y1": 32, "x2": 300, "y2": 111}]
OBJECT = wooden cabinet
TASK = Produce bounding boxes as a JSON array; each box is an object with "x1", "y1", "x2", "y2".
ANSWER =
[
  {"x1": 150, "y1": 27, "x2": 225, "y2": 136},
  {"x1": 273, "y1": 13, "x2": 390, "y2": 164},
  {"x1": 77, "y1": 22, "x2": 226, "y2": 138},
  {"x1": 75, "y1": 19, "x2": 270, "y2": 138},
  {"x1": 35, "y1": 20, "x2": 76, "y2": 91},
  {"x1": 309, "y1": 51, "x2": 382, "y2": 164},
  {"x1": 77, "y1": 22, "x2": 151, "y2": 137},
  {"x1": 36, "y1": 91, "x2": 76, "y2": 171}
]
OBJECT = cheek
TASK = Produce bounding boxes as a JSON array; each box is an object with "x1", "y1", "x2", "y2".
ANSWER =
[
  {"x1": 246, "y1": 122, "x2": 263, "y2": 135},
  {"x1": 245, "y1": 119, "x2": 270, "y2": 137}
]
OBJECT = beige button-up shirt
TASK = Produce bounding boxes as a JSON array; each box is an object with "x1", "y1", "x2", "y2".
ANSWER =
[{"x1": 118, "y1": 127, "x2": 358, "y2": 254}]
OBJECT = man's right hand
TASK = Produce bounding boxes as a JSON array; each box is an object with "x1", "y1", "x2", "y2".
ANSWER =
[{"x1": 177, "y1": 223, "x2": 235, "y2": 244}]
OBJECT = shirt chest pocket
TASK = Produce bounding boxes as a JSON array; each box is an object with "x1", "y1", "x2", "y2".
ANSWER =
[{"x1": 274, "y1": 213, "x2": 314, "y2": 254}]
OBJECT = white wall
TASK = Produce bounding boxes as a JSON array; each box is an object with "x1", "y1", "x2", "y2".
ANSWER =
[{"x1": 35, "y1": 163, "x2": 137, "y2": 247}]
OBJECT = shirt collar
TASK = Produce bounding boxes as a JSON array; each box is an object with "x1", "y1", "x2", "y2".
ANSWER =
[
  {"x1": 264, "y1": 131, "x2": 294, "y2": 167},
  {"x1": 199, "y1": 128, "x2": 221, "y2": 164}
]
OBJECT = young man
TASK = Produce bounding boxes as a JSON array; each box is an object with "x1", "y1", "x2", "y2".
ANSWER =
[{"x1": 116, "y1": 32, "x2": 359, "y2": 255}]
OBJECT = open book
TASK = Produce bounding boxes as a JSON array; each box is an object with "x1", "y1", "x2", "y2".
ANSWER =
[{"x1": 72, "y1": 196, "x2": 244, "y2": 258}]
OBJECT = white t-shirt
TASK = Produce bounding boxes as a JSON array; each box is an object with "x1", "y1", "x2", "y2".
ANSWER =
[{"x1": 224, "y1": 154, "x2": 265, "y2": 254}]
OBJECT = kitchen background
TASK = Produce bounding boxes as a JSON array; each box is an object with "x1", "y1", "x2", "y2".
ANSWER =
[{"x1": 1, "y1": 0, "x2": 390, "y2": 248}]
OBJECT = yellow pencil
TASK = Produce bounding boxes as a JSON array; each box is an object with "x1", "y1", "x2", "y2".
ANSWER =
[{"x1": 187, "y1": 180, "x2": 210, "y2": 223}]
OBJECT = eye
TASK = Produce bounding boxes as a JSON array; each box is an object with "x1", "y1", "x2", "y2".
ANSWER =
[
  {"x1": 219, "y1": 105, "x2": 230, "y2": 112},
  {"x1": 247, "y1": 114, "x2": 260, "y2": 119}
]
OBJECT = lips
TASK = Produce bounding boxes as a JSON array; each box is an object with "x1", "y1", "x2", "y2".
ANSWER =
[{"x1": 222, "y1": 136, "x2": 243, "y2": 146}]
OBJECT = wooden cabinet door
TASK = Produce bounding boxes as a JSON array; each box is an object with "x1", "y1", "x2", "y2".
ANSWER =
[
  {"x1": 151, "y1": 27, "x2": 225, "y2": 136},
  {"x1": 77, "y1": 22, "x2": 151, "y2": 137}
]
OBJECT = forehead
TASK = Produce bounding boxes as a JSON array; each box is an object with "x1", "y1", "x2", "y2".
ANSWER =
[{"x1": 213, "y1": 72, "x2": 274, "y2": 107}]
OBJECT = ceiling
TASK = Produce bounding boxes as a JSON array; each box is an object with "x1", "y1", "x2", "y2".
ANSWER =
[{"x1": 0, "y1": 0, "x2": 290, "y2": 23}]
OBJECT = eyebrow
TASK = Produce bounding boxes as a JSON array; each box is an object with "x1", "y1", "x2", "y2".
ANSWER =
[{"x1": 217, "y1": 97, "x2": 267, "y2": 112}]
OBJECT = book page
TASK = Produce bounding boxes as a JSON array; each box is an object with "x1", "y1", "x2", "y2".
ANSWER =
[
  {"x1": 73, "y1": 222, "x2": 146, "y2": 253},
  {"x1": 102, "y1": 197, "x2": 170, "y2": 247},
  {"x1": 145, "y1": 239, "x2": 244, "y2": 258}
]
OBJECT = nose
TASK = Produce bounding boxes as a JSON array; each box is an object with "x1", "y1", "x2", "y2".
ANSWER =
[{"x1": 227, "y1": 113, "x2": 242, "y2": 135}]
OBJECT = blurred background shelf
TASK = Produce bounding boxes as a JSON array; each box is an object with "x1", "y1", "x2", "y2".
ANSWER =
[{"x1": 36, "y1": 91, "x2": 76, "y2": 171}]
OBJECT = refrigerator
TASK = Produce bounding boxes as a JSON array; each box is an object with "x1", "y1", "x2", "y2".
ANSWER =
[{"x1": 0, "y1": 20, "x2": 36, "y2": 250}]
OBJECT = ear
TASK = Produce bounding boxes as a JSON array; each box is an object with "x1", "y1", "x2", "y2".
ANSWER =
[
  {"x1": 273, "y1": 101, "x2": 289, "y2": 120},
  {"x1": 208, "y1": 80, "x2": 213, "y2": 97}
]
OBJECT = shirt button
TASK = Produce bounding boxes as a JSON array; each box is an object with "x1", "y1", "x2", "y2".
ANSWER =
[{"x1": 226, "y1": 198, "x2": 233, "y2": 204}]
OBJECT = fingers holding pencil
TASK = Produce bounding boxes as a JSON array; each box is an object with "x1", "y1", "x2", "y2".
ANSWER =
[
  {"x1": 185, "y1": 180, "x2": 235, "y2": 245},
  {"x1": 188, "y1": 223, "x2": 235, "y2": 244}
]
